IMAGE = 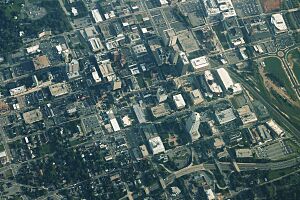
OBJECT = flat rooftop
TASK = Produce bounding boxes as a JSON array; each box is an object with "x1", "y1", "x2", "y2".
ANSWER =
[
  {"x1": 173, "y1": 94, "x2": 186, "y2": 109},
  {"x1": 177, "y1": 31, "x2": 199, "y2": 54},
  {"x1": 236, "y1": 149, "x2": 253, "y2": 158},
  {"x1": 81, "y1": 114, "x2": 102, "y2": 134},
  {"x1": 190, "y1": 89, "x2": 204, "y2": 105},
  {"x1": 148, "y1": 136, "x2": 165, "y2": 155},
  {"x1": 151, "y1": 103, "x2": 171, "y2": 118},
  {"x1": 215, "y1": 108, "x2": 236, "y2": 124},
  {"x1": 33, "y1": 55, "x2": 50, "y2": 70},
  {"x1": 191, "y1": 56, "x2": 209, "y2": 70},
  {"x1": 23, "y1": 108, "x2": 43, "y2": 124},
  {"x1": 49, "y1": 82, "x2": 69, "y2": 97}
]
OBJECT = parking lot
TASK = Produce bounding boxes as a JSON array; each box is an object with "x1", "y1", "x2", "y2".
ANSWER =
[
  {"x1": 233, "y1": 0, "x2": 262, "y2": 17},
  {"x1": 255, "y1": 140, "x2": 293, "y2": 160},
  {"x1": 145, "y1": 0, "x2": 161, "y2": 9},
  {"x1": 151, "y1": 10, "x2": 168, "y2": 31},
  {"x1": 262, "y1": 41, "x2": 277, "y2": 53},
  {"x1": 275, "y1": 34, "x2": 295, "y2": 50}
]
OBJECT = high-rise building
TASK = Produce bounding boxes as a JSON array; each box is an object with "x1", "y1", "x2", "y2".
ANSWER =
[
  {"x1": 159, "y1": 29, "x2": 177, "y2": 47},
  {"x1": 176, "y1": 51, "x2": 190, "y2": 75},
  {"x1": 185, "y1": 112, "x2": 201, "y2": 142},
  {"x1": 156, "y1": 87, "x2": 168, "y2": 103}
]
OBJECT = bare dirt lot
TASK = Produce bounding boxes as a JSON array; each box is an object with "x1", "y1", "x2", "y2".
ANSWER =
[{"x1": 260, "y1": 0, "x2": 281, "y2": 12}]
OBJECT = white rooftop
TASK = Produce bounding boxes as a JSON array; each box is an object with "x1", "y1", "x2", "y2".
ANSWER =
[
  {"x1": 204, "y1": 70, "x2": 214, "y2": 81},
  {"x1": 232, "y1": 83, "x2": 243, "y2": 94},
  {"x1": 98, "y1": 59, "x2": 116, "y2": 81},
  {"x1": 205, "y1": 189, "x2": 215, "y2": 200},
  {"x1": 92, "y1": 69, "x2": 101, "y2": 83},
  {"x1": 91, "y1": 9, "x2": 103, "y2": 23},
  {"x1": 271, "y1": 14, "x2": 287, "y2": 32},
  {"x1": 110, "y1": 118, "x2": 120, "y2": 132},
  {"x1": 190, "y1": 56, "x2": 209, "y2": 70},
  {"x1": 210, "y1": 83, "x2": 223, "y2": 94},
  {"x1": 216, "y1": 67, "x2": 234, "y2": 90},
  {"x1": 266, "y1": 119, "x2": 284, "y2": 136},
  {"x1": 173, "y1": 94, "x2": 186, "y2": 109},
  {"x1": 148, "y1": 136, "x2": 165, "y2": 155},
  {"x1": 71, "y1": 7, "x2": 78, "y2": 16},
  {"x1": 26, "y1": 45, "x2": 40, "y2": 54},
  {"x1": 122, "y1": 116, "x2": 131, "y2": 127},
  {"x1": 204, "y1": 71, "x2": 223, "y2": 94},
  {"x1": 89, "y1": 37, "x2": 105, "y2": 52},
  {"x1": 0, "y1": 151, "x2": 7, "y2": 158},
  {"x1": 179, "y1": 51, "x2": 189, "y2": 65},
  {"x1": 160, "y1": 0, "x2": 168, "y2": 5}
]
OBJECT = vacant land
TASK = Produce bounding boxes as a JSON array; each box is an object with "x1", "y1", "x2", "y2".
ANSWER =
[
  {"x1": 287, "y1": 48, "x2": 300, "y2": 83},
  {"x1": 260, "y1": 0, "x2": 281, "y2": 12},
  {"x1": 253, "y1": 59, "x2": 300, "y2": 131},
  {"x1": 264, "y1": 57, "x2": 297, "y2": 100},
  {"x1": 268, "y1": 167, "x2": 297, "y2": 180}
]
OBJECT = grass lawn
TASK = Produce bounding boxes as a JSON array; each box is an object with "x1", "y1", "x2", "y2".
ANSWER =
[
  {"x1": 287, "y1": 48, "x2": 300, "y2": 83},
  {"x1": 268, "y1": 167, "x2": 297, "y2": 180},
  {"x1": 135, "y1": 14, "x2": 144, "y2": 23},
  {"x1": 266, "y1": 185, "x2": 276, "y2": 198},
  {"x1": 39, "y1": 144, "x2": 52, "y2": 156},
  {"x1": 264, "y1": 57, "x2": 297, "y2": 100}
]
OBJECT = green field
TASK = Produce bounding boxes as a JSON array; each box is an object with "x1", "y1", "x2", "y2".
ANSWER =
[
  {"x1": 252, "y1": 61, "x2": 300, "y2": 131},
  {"x1": 38, "y1": 144, "x2": 52, "y2": 156},
  {"x1": 294, "y1": 32, "x2": 300, "y2": 44},
  {"x1": 287, "y1": 48, "x2": 300, "y2": 83},
  {"x1": 264, "y1": 57, "x2": 297, "y2": 100},
  {"x1": 267, "y1": 167, "x2": 297, "y2": 180}
]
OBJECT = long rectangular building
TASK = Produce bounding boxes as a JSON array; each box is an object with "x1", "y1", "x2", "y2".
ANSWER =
[
  {"x1": 216, "y1": 68, "x2": 233, "y2": 90},
  {"x1": 91, "y1": 9, "x2": 103, "y2": 23},
  {"x1": 133, "y1": 104, "x2": 146, "y2": 123}
]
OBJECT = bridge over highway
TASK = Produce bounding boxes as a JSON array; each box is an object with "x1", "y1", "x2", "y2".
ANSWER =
[{"x1": 163, "y1": 157, "x2": 300, "y2": 187}]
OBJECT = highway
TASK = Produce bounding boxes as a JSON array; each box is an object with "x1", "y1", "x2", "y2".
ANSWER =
[
  {"x1": 227, "y1": 69, "x2": 300, "y2": 136},
  {"x1": 164, "y1": 156, "x2": 300, "y2": 186},
  {"x1": 283, "y1": 47, "x2": 300, "y2": 99}
]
